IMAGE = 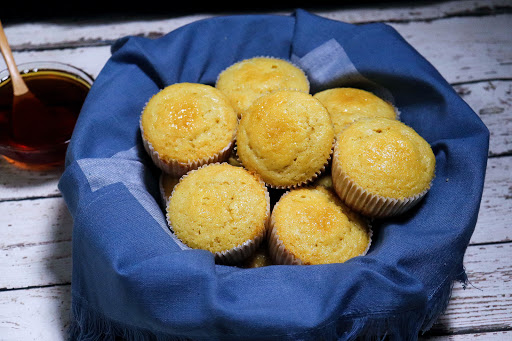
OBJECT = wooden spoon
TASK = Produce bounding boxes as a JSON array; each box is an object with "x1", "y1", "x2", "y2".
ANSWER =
[{"x1": 0, "y1": 20, "x2": 55, "y2": 146}]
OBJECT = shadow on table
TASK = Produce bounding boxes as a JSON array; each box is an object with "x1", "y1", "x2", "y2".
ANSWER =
[{"x1": 1, "y1": 0, "x2": 430, "y2": 23}]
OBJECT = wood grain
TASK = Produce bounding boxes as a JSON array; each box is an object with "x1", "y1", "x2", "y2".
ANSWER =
[
  {"x1": 0, "y1": 1, "x2": 510, "y2": 339},
  {"x1": 1, "y1": 79, "x2": 509, "y2": 202},
  {"x1": 1, "y1": 1, "x2": 510, "y2": 49},
  {"x1": 0, "y1": 11, "x2": 511, "y2": 86},
  {"x1": 0, "y1": 155, "x2": 509, "y2": 291},
  {"x1": 0, "y1": 197, "x2": 72, "y2": 290},
  {"x1": 389, "y1": 15, "x2": 512, "y2": 84},
  {"x1": 454, "y1": 80, "x2": 512, "y2": 157},
  {"x1": 421, "y1": 330, "x2": 512, "y2": 340},
  {"x1": 0, "y1": 285, "x2": 71, "y2": 340},
  {"x1": 429, "y1": 243, "x2": 512, "y2": 335},
  {"x1": 472, "y1": 156, "x2": 512, "y2": 245},
  {"x1": 0, "y1": 159, "x2": 63, "y2": 201},
  {"x1": 0, "y1": 236, "x2": 509, "y2": 340}
]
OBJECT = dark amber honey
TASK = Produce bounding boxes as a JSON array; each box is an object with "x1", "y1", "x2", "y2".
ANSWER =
[{"x1": 0, "y1": 69, "x2": 91, "y2": 168}]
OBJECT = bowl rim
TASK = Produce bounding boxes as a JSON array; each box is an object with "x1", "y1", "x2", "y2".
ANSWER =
[
  {"x1": 0, "y1": 61, "x2": 94, "y2": 157},
  {"x1": 0, "y1": 61, "x2": 95, "y2": 85}
]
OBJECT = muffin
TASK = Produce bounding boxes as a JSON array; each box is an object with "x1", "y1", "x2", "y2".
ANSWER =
[
  {"x1": 216, "y1": 56, "x2": 310, "y2": 118},
  {"x1": 140, "y1": 82, "x2": 238, "y2": 177},
  {"x1": 236, "y1": 90, "x2": 335, "y2": 188},
  {"x1": 268, "y1": 186, "x2": 371, "y2": 265},
  {"x1": 314, "y1": 87, "x2": 398, "y2": 137},
  {"x1": 331, "y1": 117, "x2": 435, "y2": 217},
  {"x1": 166, "y1": 163, "x2": 270, "y2": 264}
]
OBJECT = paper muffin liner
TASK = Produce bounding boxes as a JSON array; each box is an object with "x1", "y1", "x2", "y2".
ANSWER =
[
  {"x1": 267, "y1": 190, "x2": 373, "y2": 265},
  {"x1": 165, "y1": 162, "x2": 271, "y2": 265},
  {"x1": 331, "y1": 147, "x2": 430, "y2": 218},
  {"x1": 140, "y1": 116, "x2": 236, "y2": 177}
]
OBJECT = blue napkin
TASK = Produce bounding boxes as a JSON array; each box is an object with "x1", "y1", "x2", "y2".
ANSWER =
[{"x1": 59, "y1": 9, "x2": 489, "y2": 340}]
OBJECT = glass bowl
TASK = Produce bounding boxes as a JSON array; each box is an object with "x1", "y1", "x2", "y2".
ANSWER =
[{"x1": 0, "y1": 61, "x2": 94, "y2": 169}]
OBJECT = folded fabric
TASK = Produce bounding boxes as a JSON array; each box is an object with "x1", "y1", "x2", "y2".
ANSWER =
[{"x1": 59, "y1": 9, "x2": 489, "y2": 341}]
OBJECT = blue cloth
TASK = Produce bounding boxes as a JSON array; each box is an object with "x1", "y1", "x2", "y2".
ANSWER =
[{"x1": 58, "y1": 9, "x2": 489, "y2": 341}]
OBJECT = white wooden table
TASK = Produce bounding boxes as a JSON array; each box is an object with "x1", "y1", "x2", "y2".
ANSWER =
[{"x1": 0, "y1": 1, "x2": 511, "y2": 340}]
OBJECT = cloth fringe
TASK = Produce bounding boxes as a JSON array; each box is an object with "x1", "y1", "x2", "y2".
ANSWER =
[
  {"x1": 69, "y1": 270, "x2": 468, "y2": 341},
  {"x1": 68, "y1": 298, "x2": 191, "y2": 341},
  {"x1": 420, "y1": 268, "x2": 469, "y2": 333}
]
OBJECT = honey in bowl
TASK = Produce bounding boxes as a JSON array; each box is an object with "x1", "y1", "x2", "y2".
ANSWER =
[{"x1": 0, "y1": 62, "x2": 93, "y2": 168}]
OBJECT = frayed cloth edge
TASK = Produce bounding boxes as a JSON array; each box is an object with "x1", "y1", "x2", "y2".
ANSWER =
[
  {"x1": 67, "y1": 299, "x2": 191, "y2": 341},
  {"x1": 68, "y1": 269, "x2": 466, "y2": 341}
]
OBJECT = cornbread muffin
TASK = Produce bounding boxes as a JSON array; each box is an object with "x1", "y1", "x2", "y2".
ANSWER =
[
  {"x1": 314, "y1": 87, "x2": 398, "y2": 137},
  {"x1": 216, "y1": 57, "x2": 310, "y2": 118},
  {"x1": 268, "y1": 186, "x2": 371, "y2": 265},
  {"x1": 140, "y1": 82, "x2": 238, "y2": 176},
  {"x1": 167, "y1": 163, "x2": 270, "y2": 264},
  {"x1": 331, "y1": 117, "x2": 435, "y2": 217},
  {"x1": 236, "y1": 90, "x2": 335, "y2": 188}
]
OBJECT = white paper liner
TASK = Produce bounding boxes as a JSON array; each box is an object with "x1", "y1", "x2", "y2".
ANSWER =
[
  {"x1": 267, "y1": 190, "x2": 373, "y2": 265},
  {"x1": 166, "y1": 162, "x2": 271, "y2": 265},
  {"x1": 140, "y1": 116, "x2": 235, "y2": 177},
  {"x1": 331, "y1": 146, "x2": 429, "y2": 218}
]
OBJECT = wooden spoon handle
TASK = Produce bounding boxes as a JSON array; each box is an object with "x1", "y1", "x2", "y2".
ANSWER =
[{"x1": 0, "y1": 20, "x2": 29, "y2": 96}]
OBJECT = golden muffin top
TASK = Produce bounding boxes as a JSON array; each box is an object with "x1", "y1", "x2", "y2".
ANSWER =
[
  {"x1": 334, "y1": 117, "x2": 435, "y2": 199},
  {"x1": 314, "y1": 87, "x2": 397, "y2": 136},
  {"x1": 271, "y1": 186, "x2": 371, "y2": 265},
  {"x1": 216, "y1": 57, "x2": 310, "y2": 117},
  {"x1": 236, "y1": 90, "x2": 334, "y2": 188},
  {"x1": 141, "y1": 82, "x2": 238, "y2": 163},
  {"x1": 167, "y1": 163, "x2": 269, "y2": 254}
]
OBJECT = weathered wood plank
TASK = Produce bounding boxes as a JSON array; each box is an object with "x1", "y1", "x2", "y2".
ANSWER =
[
  {"x1": 0, "y1": 75, "x2": 510, "y2": 202},
  {"x1": 454, "y1": 80, "x2": 512, "y2": 157},
  {"x1": 0, "y1": 165, "x2": 507, "y2": 274},
  {"x1": 0, "y1": 242, "x2": 509, "y2": 340},
  {"x1": 428, "y1": 243, "x2": 512, "y2": 335},
  {"x1": 0, "y1": 5, "x2": 510, "y2": 339},
  {"x1": 0, "y1": 197, "x2": 72, "y2": 290},
  {"x1": 0, "y1": 157, "x2": 508, "y2": 290},
  {"x1": 0, "y1": 158, "x2": 63, "y2": 201},
  {"x1": 0, "y1": 45, "x2": 111, "y2": 82},
  {"x1": 472, "y1": 156, "x2": 512, "y2": 245},
  {"x1": 317, "y1": 0, "x2": 512, "y2": 25},
  {"x1": 0, "y1": 15, "x2": 511, "y2": 86},
  {"x1": 388, "y1": 14, "x2": 512, "y2": 84},
  {"x1": 0, "y1": 285, "x2": 71, "y2": 340},
  {"x1": 421, "y1": 330, "x2": 512, "y2": 340},
  {"x1": 1, "y1": 1, "x2": 510, "y2": 49}
]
